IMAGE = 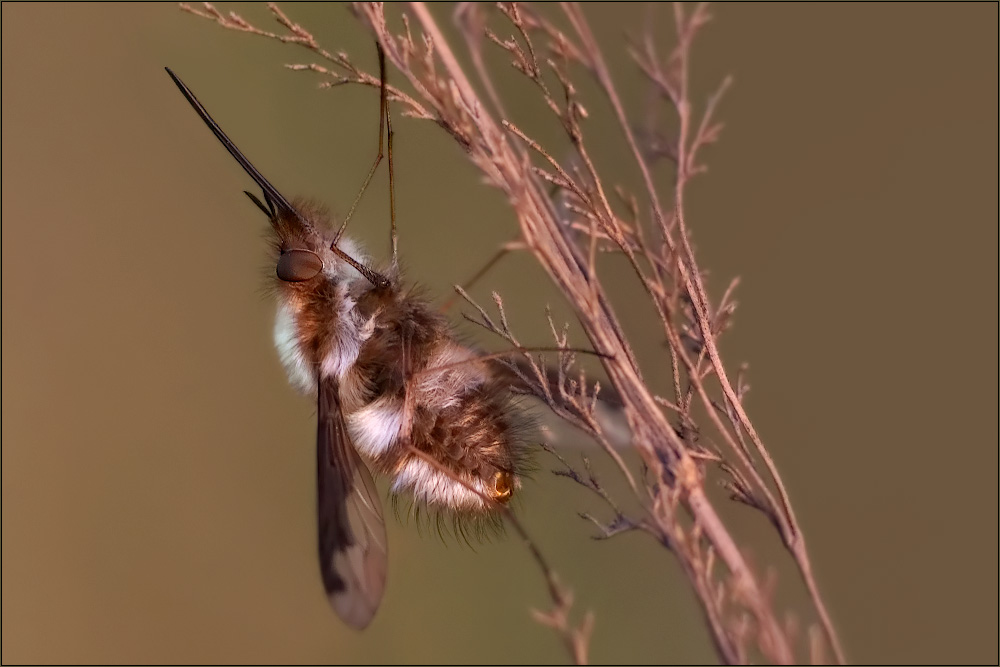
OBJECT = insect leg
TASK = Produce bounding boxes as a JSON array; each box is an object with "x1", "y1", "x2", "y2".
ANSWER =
[
  {"x1": 333, "y1": 44, "x2": 389, "y2": 246},
  {"x1": 439, "y1": 239, "x2": 528, "y2": 313},
  {"x1": 438, "y1": 158, "x2": 576, "y2": 313},
  {"x1": 384, "y1": 51, "x2": 397, "y2": 268}
]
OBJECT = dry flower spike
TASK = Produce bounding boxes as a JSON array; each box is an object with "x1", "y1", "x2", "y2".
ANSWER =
[{"x1": 178, "y1": 2, "x2": 845, "y2": 663}]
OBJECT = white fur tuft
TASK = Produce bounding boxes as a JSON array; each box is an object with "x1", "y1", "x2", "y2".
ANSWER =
[
  {"x1": 346, "y1": 398, "x2": 404, "y2": 458},
  {"x1": 274, "y1": 301, "x2": 316, "y2": 394},
  {"x1": 391, "y1": 458, "x2": 491, "y2": 510},
  {"x1": 319, "y1": 288, "x2": 366, "y2": 380}
]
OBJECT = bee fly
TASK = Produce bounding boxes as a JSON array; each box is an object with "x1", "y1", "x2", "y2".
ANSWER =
[{"x1": 165, "y1": 49, "x2": 530, "y2": 629}]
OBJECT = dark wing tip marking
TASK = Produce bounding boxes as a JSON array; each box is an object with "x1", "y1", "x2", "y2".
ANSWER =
[{"x1": 317, "y1": 375, "x2": 389, "y2": 630}]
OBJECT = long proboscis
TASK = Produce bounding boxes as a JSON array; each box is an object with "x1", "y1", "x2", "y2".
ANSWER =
[
  {"x1": 165, "y1": 67, "x2": 391, "y2": 290},
  {"x1": 164, "y1": 67, "x2": 300, "y2": 221}
]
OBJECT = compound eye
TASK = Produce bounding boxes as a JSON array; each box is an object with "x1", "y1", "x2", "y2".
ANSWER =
[
  {"x1": 491, "y1": 471, "x2": 514, "y2": 504},
  {"x1": 276, "y1": 249, "x2": 322, "y2": 282}
]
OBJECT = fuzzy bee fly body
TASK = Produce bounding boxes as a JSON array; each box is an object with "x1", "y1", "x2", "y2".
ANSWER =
[
  {"x1": 166, "y1": 49, "x2": 528, "y2": 630},
  {"x1": 269, "y1": 204, "x2": 528, "y2": 512}
]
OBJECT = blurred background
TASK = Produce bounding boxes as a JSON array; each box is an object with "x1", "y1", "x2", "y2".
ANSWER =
[{"x1": 2, "y1": 3, "x2": 996, "y2": 664}]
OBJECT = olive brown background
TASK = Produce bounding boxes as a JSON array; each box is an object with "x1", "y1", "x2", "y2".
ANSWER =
[{"x1": 2, "y1": 3, "x2": 997, "y2": 664}]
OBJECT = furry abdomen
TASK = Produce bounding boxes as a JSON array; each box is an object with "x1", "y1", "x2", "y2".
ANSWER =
[{"x1": 343, "y1": 291, "x2": 529, "y2": 511}]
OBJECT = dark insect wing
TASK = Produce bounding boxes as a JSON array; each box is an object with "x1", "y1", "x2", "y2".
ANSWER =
[
  {"x1": 166, "y1": 66, "x2": 390, "y2": 627},
  {"x1": 317, "y1": 375, "x2": 388, "y2": 629}
]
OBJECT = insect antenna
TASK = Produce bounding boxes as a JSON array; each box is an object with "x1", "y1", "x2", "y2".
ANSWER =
[{"x1": 244, "y1": 190, "x2": 274, "y2": 218}]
